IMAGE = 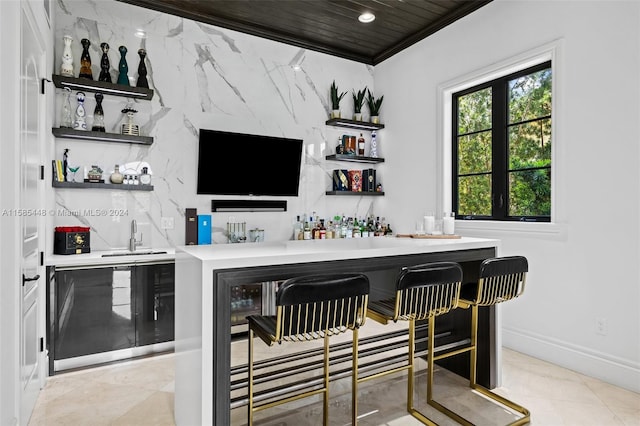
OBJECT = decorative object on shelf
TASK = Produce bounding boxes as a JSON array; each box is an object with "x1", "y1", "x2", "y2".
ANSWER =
[
  {"x1": 139, "y1": 166, "x2": 152, "y2": 185},
  {"x1": 121, "y1": 105, "x2": 139, "y2": 135},
  {"x1": 136, "y1": 48, "x2": 149, "y2": 88},
  {"x1": 99, "y1": 42, "x2": 112, "y2": 82},
  {"x1": 370, "y1": 130, "x2": 378, "y2": 158},
  {"x1": 67, "y1": 165, "x2": 80, "y2": 183},
  {"x1": 110, "y1": 164, "x2": 124, "y2": 184},
  {"x1": 348, "y1": 169, "x2": 362, "y2": 192},
  {"x1": 376, "y1": 183, "x2": 383, "y2": 192},
  {"x1": 343, "y1": 134, "x2": 356, "y2": 155},
  {"x1": 62, "y1": 148, "x2": 69, "y2": 182},
  {"x1": 60, "y1": 87, "x2": 73, "y2": 128},
  {"x1": 85, "y1": 165, "x2": 104, "y2": 183},
  {"x1": 73, "y1": 91, "x2": 87, "y2": 130},
  {"x1": 366, "y1": 89, "x2": 384, "y2": 124},
  {"x1": 332, "y1": 169, "x2": 349, "y2": 191},
  {"x1": 363, "y1": 168, "x2": 376, "y2": 192},
  {"x1": 358, "y1": 133, "x2": 365, "y2": 155},
  {"x1": 352, "y1": 87, "x2": 367, "y2": 121},
  {"x1": 330, "y1": 80, "x2": 346, "y2": 119},
  {"x1": 60, "y1": 35, "x2": 74, "y2": 77},
  {"x1": 117, "y1": 45, "x2": 129, "y2": 86},
  {"x1": 92, "y1": 92, "x2": 105, "y2": 132},
  {"x1": 79, "y1": 38, "x2": 93, "y2": 80}
]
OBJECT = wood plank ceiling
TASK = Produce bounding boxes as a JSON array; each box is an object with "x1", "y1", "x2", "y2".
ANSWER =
[{"x1": 117, "y1": 0, "x2": 492, "y2": 65}]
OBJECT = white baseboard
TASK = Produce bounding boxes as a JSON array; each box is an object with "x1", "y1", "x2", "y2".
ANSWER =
[{"x1": 503, "y1": 327, "x2": 640, "y2": 393}]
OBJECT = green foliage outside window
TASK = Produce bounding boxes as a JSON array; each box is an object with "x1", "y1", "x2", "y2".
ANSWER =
[{"x1": 455, "y1": 63, "x2": 551, "y2": 220}]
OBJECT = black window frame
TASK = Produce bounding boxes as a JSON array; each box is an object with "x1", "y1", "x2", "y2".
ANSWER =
[{"x1": 452, "y1": 60, "x2": 552, "y2": 223}]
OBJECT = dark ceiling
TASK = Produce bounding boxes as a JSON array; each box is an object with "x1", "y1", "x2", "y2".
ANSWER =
[{"x1": 117, "y1": 0, "x2": 492, "y2": 65}]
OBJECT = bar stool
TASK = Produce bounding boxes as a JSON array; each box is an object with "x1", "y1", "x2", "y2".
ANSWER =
[
  {"x1": 428, "y1": 255, "x2": 530, "y2": 426},
  {"x1": 246, "y1": 273, "x2": 369, "y2": 426},
  {"x1": 363, "y1": 262, "x2": 463, "y2": 425}
]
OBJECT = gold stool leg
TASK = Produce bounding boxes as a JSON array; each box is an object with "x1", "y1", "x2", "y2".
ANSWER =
[
  {"x1": 248, "y1": 328, "x2": 254, "y2": 426},
  {"x1": 352, "y1": 328, "x2": 359, "y2": 425},
  {"x1": 425, "y1": 316, "x2": 472, "y2": 426},
  {"x1": 469, "y1": 304, "x2": 479, "y2": 389},
  {"x1": 469, "y1": 304, "x2": 531, "y2": 425},
  {"x1": 407, "y1": 319, "x2": 415, "y2": 412},
  {"x1": 324, "y1": 334, "x2": 330, "y2": 426}
]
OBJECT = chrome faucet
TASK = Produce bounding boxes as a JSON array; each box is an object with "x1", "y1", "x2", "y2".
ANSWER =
[{"x1": 129, "y1": 219, "x2": 142, "y2": 251}]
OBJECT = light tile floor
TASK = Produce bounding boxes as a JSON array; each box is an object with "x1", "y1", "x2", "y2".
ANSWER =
[{"x1": 29, "y1": 348, "x2": 639, "y2": 425}]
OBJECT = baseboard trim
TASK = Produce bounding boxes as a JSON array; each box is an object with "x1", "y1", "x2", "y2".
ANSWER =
[{"x1": 503, "y1": 327, "x2": 640, "y2": 393}]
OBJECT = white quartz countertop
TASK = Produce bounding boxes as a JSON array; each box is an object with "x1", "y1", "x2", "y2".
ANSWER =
[
  {"x1": 46, "y1": 248, "x2": 176, "y2": 268},
  {"x1": 176, "y1": 236, "x2": 499, "y2": 270}
]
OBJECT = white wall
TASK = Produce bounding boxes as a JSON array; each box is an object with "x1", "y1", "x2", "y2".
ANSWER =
[{"x1": 374, "y1": 0, "x2": 640, "y2": 392}]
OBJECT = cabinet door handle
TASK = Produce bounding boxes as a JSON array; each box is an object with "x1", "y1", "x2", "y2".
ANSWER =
[{"x1": 22, "y1": 274, "x2": 40, "y2": 285}]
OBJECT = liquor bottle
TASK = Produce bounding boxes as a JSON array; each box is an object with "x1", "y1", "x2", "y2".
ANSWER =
[
  {"x1": 361, "y1": 218, "x2": 368, "y2": 238},
  {"x1": 303, "y1": 221, "x2": 312, "y2": 240},
  {"x1": 319, "y1": 219, "x2": 326, "y2": 239},
  {"x1": 352, "y1": 218, "x2": 361, "y2": 238},
  {"x1": 293, "y1": 215, "x2": 303, "y2": 240},
  {"x1": 358, "y1": 133, "x2": 365, "y2": 156}
]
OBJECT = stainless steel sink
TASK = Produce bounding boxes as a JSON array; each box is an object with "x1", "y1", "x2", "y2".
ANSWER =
[{"x1": 102, "y1": 250, "x2": 168, "y2": 257}]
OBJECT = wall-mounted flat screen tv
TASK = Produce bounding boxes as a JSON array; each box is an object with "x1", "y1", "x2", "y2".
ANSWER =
[{"x1": 197, "y1": 129, "x2": 303, "y2": 196}]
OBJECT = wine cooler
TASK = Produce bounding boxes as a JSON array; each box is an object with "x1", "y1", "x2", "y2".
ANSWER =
[{"x1": 230, "y1": 281, "x2": 281, "y2": 335}]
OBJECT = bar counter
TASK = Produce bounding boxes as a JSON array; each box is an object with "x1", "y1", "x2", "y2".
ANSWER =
[{"x1": 174, "y1": 236, "x2": 500, "y2": 426}]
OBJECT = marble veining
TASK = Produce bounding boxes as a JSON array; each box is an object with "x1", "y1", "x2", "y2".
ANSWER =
[{"x1": 50, "y1": 0, "x2": 378, "y2": 253}]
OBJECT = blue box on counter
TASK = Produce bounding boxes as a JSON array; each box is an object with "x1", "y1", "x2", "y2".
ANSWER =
[{"x1": 198, "y1": 215, "x2": 212, "y2": 245}]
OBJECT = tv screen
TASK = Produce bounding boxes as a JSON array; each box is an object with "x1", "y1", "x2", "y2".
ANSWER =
[{"x1": 197, "y1": 129, "x2": 303, "y2": 196}]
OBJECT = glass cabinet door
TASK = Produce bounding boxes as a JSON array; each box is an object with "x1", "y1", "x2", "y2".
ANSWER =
[
  {"x1": 54, "y1": 266, "x2": 135, "y2": 360},
  {"x1": 133, "y1": 263, "x2": 175, "y2": 346}
]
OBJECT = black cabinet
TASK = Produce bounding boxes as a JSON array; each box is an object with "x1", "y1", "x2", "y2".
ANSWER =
[
  {"x1": 134, "y1": 263, "x2": 175, "y2": 346},
  {"x1": 47, "y1": 261, "x2": 174, "y2": 374}
]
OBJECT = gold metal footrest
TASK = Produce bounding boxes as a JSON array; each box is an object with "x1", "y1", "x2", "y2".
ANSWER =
[{"x1": 426, "y1": 384, "x2": 531, "y2": 426}]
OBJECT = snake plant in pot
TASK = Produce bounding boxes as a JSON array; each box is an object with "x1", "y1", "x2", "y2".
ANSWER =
[
  {"x1": 366, "y1": 89, "x2": 384, "y2": 124},
  {"x1": 330, "y1": 80, "x2": 347, "y2": 119},
  {"x1": 352, "y1": 87, "x2": 367, "y2": 121}
]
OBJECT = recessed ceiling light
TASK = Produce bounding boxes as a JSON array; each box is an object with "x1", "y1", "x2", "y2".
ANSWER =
[{"x1": 358, "y1": 12, "x2": 375, "y2": 23}]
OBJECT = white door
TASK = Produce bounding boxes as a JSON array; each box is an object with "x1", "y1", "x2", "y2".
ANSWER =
[{"x1": 20, "y1": 4, "x2": 46, "y2": 422}]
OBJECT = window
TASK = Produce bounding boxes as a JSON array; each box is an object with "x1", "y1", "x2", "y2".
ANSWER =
[{"x1": 452, "y1": 61, "x2": 551, "y2": 222}]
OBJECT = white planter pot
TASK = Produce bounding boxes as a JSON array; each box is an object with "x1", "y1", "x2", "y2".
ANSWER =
[
  {"x1": 354, "y1": 112, "x2": 362, "y2": 121},
  {"x1": 370, "y1": 115, "x2": 379, "y2": 124},
  {"x1": 331, "y1": 109, "x2": 341, "y2": 119}
]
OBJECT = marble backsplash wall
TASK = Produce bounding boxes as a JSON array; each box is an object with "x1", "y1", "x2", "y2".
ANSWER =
[{"x1": 51, "y1": 0, "x2": 382, "y2": 250}]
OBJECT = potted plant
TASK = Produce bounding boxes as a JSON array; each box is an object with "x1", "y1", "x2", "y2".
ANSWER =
[
  {"x1": 352, "y1": 87, "x2": 367, "y2": 121},
  {"x1": 330, "y1": 80, "x2": 347, "y2": 119},
  {"x1": 366, "y1": 89, "x2": 384, "y2": 124}
]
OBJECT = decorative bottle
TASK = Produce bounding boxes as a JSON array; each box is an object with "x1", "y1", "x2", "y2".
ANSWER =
[
  {"x1": 60, "y1": 87, "x2": 73, "y2": 128},
  {"x1": 78, "y1": 38, "x2": 93, "y2": 80},
  {"x1": 136, "y1": 48, "x2": 149, "y2": 88},
  {"x1": 60, "y1": 35, "x2": 74, "y2": 77},
  {"x1": 358, "y1": 133, "x2": 365, "y2": 156},
  {"x1": 370, "y1": 130, "x2": 378, "y2": 158},
  {"x1": 110, "y1": 165, "x2": 124, "y2": 184},
  {"x1": 73, "y1": 92, "x2": 87, "y2": 131},
  {"x1": 92, "y1": 92, "x2": 105, "y2": 132},
  {"x1": 98, "y1": 42, "x2": 112, "y2": 82},
  {"x1": 117, "y1": 45, "x2": 129, "y2": 86}
]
